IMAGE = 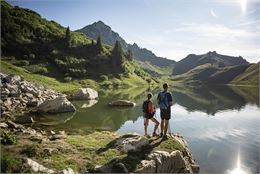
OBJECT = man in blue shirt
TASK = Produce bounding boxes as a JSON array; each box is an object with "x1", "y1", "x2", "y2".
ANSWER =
[{"x1": 157, "y1": 83, "x2": 173, "y2": 138}]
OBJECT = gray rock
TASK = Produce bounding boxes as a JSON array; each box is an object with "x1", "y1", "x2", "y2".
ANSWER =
[
  {"x1": 25, "y1": 158, "x2": 54, "y2": 173},
  {"x1": 27, "y1": 99, "x2": 39, "y2": 107},
  {"x1": 136, "y1": 160, "x2": 156, "y2": 173},
  {"x1": 5, "y1": 75, "x2": 21, "y2": 84},
  {"x1": 15, "y1": 116, "x2": 34, "y2": 124},
  {"x1": 146, "y1": 150, "x2": 186, "y2": 173},
  {"x1": 6, "y1": 120, "x2": 22, "y2": 129},
  {"x1": 191, "y1": 164, "x2": 200, "y2": 173},
  {"x1": 111, "y1": 162, "x2": 128, "y2": 173},
  {"x1": 59, "y1": 168, "x2": 74, "y2": 174},
  {"x1": 37, "y1": 96, "x2": 76, "y2": 113},
  {"x1": 108, "y1": 100, "x2": 136, "y2": 107},
  {"x1": 0, "y1": 122, "x2": 8, "y2": 128},
  {"x1": 72, "y1": 88, "x2": 98, "y2": 100},
  {"x1": 24, "y1": 93, "x2": 34, "y2": 99},
  {"x1": 115, "y1": 134, "x2": 149, "y2": 152}
]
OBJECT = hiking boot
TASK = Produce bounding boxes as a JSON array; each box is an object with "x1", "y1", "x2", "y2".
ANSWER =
[
  {"x1": 152, "y1": 132, "x2": 159, "y2": 137},
  {"x1": 159, "y1": 133, "x2": 163, "y2": 137},
  {"x1": 162, "y1": 135, "x2": 168, "y2": 140}
]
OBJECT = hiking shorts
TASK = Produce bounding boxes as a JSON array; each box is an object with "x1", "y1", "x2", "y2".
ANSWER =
[
  {"x1": 160, "y1": 108, "x2": 171, "y2": 120},
  {"x1": 144, "y1": 112, "x2": 154, "y2": 119}
]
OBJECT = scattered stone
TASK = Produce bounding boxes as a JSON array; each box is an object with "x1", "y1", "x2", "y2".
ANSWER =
[
  {"x1": 0, "y1": 122, "x2": 8, "y2": 128},
  {"x1": 72, "y1": 88, "x2": 98, "y2": 100},
  {"x1": 15, "y1": 116, "x2": 34, "y2": 124},
  {"x1": 59, "y1": 168, "x2": 74, "y2": 174},
  {"x1": 49, "y1": 131, "x2": 67, "y2": 140},
  {"x1": 108, "y1": 100, "x2": 136, "y2": 107},
  {"x1": 6, "y1": 120, "x2": 22, "y2": 129},
  {"x1": 27, "y1": 99, "x2": 39, "y2": 107},
  {"x1": 37, "y1": 97, "x2": 76, "y2": 113},
  {"x1": 5, "y1": 74, "x2": 21, "y2": 84},
  {"x1": 25, "y1": 158, "x2": 54, "y2": 173},
  {"x1": 50, "y1": 130, "x2": 56, "y2": 135}
]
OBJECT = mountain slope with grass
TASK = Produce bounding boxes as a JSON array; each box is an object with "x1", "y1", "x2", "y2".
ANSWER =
[
  {"x1": 172, "y1": 51, "x2": 249, "y2": 75},
  {"x1": 1, "y1": 1, "x2": 155, "y2": 87},
  {"x1": 76, "y1": 21, "x2": 176, "y2": 68},
  {"x1": 231, "y1": 62, "x2": 259, "y2": 86},
  {"x1": 172, "y1": 63, "x2": 255, "y2": 85}
]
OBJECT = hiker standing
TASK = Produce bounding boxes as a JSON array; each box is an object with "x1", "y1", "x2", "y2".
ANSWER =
[
  {"x1": 157, "y1": 83, "x2": 173, "y2": 138},
  {"x1": 142, "y1": 93, "x2": 159, "y2": 137}
]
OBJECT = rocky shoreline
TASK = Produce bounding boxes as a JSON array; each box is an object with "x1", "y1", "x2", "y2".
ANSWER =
[{"x1": 1, "y1": 73, "x2": 199, "y2": 173}]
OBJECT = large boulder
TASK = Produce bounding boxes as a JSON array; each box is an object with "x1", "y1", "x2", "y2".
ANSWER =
[
  {"x1": 108, "y1": 100, "x2": 136, "y2": 107},
  {"x1": 37, "y1": 96, "x2": 76, "y2": 113},
  {"x1": 136, "y1": 150, "x2": 186, "y2": 173},
  {"x1": 114, "y1": 134, "x2": 149, "y2": 152},
  {"x1": 72, "y1": 88, "x2": 98, "y2": 100}
]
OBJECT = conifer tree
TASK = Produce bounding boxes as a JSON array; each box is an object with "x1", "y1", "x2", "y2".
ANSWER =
[
  {"x1": 65, "y1": 26, "x2": 71, "y2": 48},
  {"x1": 96, "y1": 36, "x2": 103, "y2": 52}
]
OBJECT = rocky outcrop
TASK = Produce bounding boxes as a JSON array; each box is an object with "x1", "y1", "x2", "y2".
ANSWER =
[
  {"x1": 37, "y1": 97, "x2": 76, "y2": 113},
  {"x1": 71, "y1": 88, "x2": 98, "y2": 100},
  {"x1": 136, "y1": 150, "x2": 187, "y2": 173},
  {"x1": 0, "y1": 73, "x2": 65, "y2": 118},
  {"x1": 108, "y1": 100, "x2": 136, "y2": 107},
  {"x1": 114, "y1": 133, "x2": 149, "y2": 152},
  {"x1": 93, "y1": 133, "x2": 199, "y2": 173}
]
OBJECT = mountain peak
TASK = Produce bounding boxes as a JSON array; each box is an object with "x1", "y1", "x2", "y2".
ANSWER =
[{"x1": 76, "y1": 21, "x2": 176, "y2": 67}]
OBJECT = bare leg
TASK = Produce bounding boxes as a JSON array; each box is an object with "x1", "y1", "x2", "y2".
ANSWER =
[
  {"x1": 144, "y1": 118, "x2": 149, "y2": 136},
  {"x1": 164, "y1": 120, "x2": 169, "y2": 135},
  {"x1": 160, "y1": 119, "x2": 165, "y2": 135},
  {"x1": 150, "y1": 118, "x2": 159, "y2": 134}
]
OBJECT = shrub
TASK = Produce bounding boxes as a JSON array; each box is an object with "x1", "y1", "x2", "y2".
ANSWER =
[
  {"x1": 13, "y1": 60, "x2": 29, "y2": 66},
  {"x1": 1, "y1": 131, "x2": 17, "y2": 145},
  {"x1": 29, "y1": 53, "x2": 35, "y2": 59},
  {"x1": 1, "y1": 152, "x2": 25, "y2": 173},
  {"x1": 21, "y1": 143, "x2": 40, "y2": 157},
  {"x1": 64, "y1": 76, "x2": 72, "y2": 82},
  {"x1": 100, "y1": 75, "x2": 108, "y2": 81},
  {"x1": 24, "y1": 64, "x2": 48, "y2": 74}
]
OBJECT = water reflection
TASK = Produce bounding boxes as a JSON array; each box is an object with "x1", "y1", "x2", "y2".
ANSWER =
[{"x1": 172, "y1": 85, "x2": 259, "y2": 115}]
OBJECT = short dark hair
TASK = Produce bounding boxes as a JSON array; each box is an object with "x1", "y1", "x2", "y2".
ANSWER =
[
  {"x1": 163, "y1": 83, "x2": 168, "y2": 89},
  {"x1": 147, "y1": 93, "x2": 153, "y2": 98}
]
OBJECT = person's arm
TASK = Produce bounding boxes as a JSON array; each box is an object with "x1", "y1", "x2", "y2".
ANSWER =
[
  {"x1": 168, "y1": 93, "x2": 173, "y2": 106},
  {"x1": 157, "y1": 93, "x2": 160, "y2": 104}
]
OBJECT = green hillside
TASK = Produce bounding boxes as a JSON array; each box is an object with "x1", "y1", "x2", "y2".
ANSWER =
[
  {"x1": 172, "y1": 63, "x2": 255, "y2": 85},
  {"x1": 1, "y1": 1, "x2": 155, "y2": 86},
  {"x1": 172, "y1": 51, "x2": 249, "y2": 75},
  {"x1": 231, "y1": 62, "x2": 259, "y2": 86}
]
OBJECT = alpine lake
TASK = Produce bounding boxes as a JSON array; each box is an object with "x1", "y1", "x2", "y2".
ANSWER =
[{"x1": 28, "y1": 84, "x2": 260, "y2": 173}]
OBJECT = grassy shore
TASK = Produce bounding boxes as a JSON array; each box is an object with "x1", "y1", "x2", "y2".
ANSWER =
[{"x1": 1, "y1": 131, "x2": 184, "y2": 173}]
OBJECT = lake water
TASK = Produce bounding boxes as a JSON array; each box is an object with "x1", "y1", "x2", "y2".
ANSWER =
[{"x1": 33, "y1": 85, "x2": 260, "y2": 173}]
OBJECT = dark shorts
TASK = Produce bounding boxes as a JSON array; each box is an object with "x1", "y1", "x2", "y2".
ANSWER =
[
  {"x1": 144, "y1": 112, "x2": 154, "y2": 119},
  {"x1": 160, "y1": 108, "x2": 171, "y2": 120}
]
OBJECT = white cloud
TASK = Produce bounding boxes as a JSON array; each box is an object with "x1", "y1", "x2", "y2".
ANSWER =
[{"x1": 210, "y1": 9, "x2": 219, "y2": 18}]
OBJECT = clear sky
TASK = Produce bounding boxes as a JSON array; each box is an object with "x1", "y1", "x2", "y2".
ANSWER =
[{"x1": 7, "y1": 0, "x2": 260, "y2": 62}]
